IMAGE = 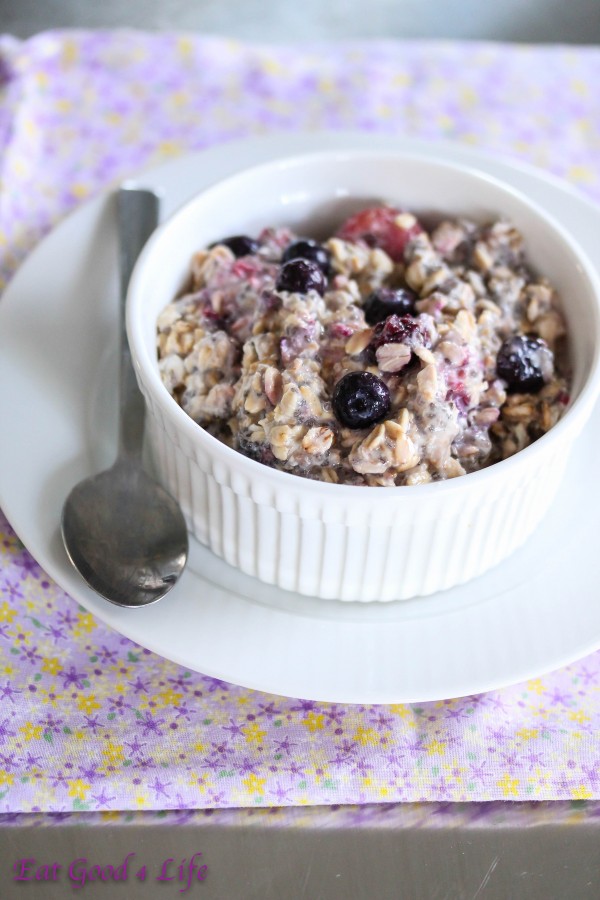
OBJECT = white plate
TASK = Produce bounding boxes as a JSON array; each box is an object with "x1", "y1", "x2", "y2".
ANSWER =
[{"x1": 1, "y1": 132, "x2": 599, "y2": 704}]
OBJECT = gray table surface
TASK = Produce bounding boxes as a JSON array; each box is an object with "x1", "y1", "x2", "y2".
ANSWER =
[
  {"x1": 1, "y1": 803, "x2": 600, "y2": 899},
  {"x1": 2, "y1": 0, "x2": 600, "y2": 44},
  {"x1": 2, "y1": 6, "x2": 600, "y2": 899}
]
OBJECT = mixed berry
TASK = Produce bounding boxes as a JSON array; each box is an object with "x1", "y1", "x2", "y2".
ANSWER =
[
  {"x1": 281, "y1": 239, "x2": 332, "y2": 275},
  {"x1": 276, "y1": 258, "x2": 327, "y2": 296},
  {"x1": 496, "y1": 335, "x2": 552, "y2": 394},
  {"x1": 369, "y1": 313, "x2": 431, "y2": 353},
  {"x1": 158, "y1": 205, "x2": 569, "y2": 486},
  {"x1": 336, "y1": 206, "x2": 422, "y2": 261},
  {"x1": 212, "y1": 235, "x2": 259, "y2": 258},
  {"x1": 332, "y1": 372, "x2": 391, "y2": 429},
  {"x1": 363, "y1": 286, "x2": 417, "y2": 325}
]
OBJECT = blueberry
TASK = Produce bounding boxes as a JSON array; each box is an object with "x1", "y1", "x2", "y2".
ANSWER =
[
  {"x1": 281, "y1": 239, "x2": 332, "y2": 275},
  {"x1": 276, "y1": 259, "x2": 327, "y2": 296},
  {"x1": 332, "y1": 372, "x2": 391, "y2": 429},
  {"x1": 496, "y1": 335, "x2": 550, "y2": 394},
  {"x1": 363, "y1": 287, "x2": 417, "y2": 325},
  {"x1": 212, "y1": 235, "x2": 259, "y2": 257}
]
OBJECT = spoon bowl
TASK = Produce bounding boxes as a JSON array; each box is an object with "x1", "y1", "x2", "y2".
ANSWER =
[{"x1": 62, "y1": 460, "x2": 188, "y2": 607}]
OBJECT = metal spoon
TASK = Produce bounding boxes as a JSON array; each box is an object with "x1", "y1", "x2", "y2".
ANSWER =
[{"x1": 61, "y1": 187, "x2": 188, "y2": 607}]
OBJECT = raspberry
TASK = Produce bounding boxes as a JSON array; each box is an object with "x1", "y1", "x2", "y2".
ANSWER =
[{"x1": 336, "y1": 207, "x2": 422, "y2": 261}]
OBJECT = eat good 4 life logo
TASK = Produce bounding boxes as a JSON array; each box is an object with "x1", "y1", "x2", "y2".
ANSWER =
[{"x1": 12, "y1": 852, "x2": 208, "y2": 892}]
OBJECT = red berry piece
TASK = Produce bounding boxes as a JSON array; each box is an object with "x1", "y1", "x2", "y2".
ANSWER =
[
  {"x1": 370, "y1": 314, "x2": 431, "y2": 352},
  {"x1": 336, "y1": 207, "x2": 422, "y2": 261}
]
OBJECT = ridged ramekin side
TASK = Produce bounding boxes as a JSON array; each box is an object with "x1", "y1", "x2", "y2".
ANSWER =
[{"x1": 142, "y1": 393, "x2": 572, "y2": 601}]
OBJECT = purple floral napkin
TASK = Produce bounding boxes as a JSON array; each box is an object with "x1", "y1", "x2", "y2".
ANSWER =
[{"x1": 1, "y1": 30, "x2": 600, "y2": 812}]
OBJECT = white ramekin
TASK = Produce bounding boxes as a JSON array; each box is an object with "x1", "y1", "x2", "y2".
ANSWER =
[{"x1": 127, "y1": 150, "x2": 600, "y2": 602}]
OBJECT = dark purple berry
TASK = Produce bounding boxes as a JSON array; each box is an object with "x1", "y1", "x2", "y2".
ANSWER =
[
  {"x1": 332, "y1": 372, "x2": 391, "y2": 429},
  {"x1": 276, "y1": 259, "x2": 327, "y2": 296},
  {"x1": 281, "y1": 239, "x2": 332, "y2": 275},
  {"x1": 212, "y1": 235, "x2": 259, "y2": 257},
  {"x1": 370, "y1": 314, "x2": 430, "y2": 352},
  {"x1": 496, "y1": 335, "x2": 551, "y2": 394},
  {"x1": 363, "y1": 286, "x2": 417, "y2": 325}
]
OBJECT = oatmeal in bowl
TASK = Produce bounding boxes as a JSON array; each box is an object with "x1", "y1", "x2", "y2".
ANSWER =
[
  {"x1": 127, "y1": 150, "x2": 600, "y2": 601},
  {"x1": 157, "y1": 207, "x2": 570, "y2": 487}
]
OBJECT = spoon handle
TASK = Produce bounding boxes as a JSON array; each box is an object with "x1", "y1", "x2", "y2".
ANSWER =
[{"x1": 117, "y1": 187, "x2": 161, "y2": 460}]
